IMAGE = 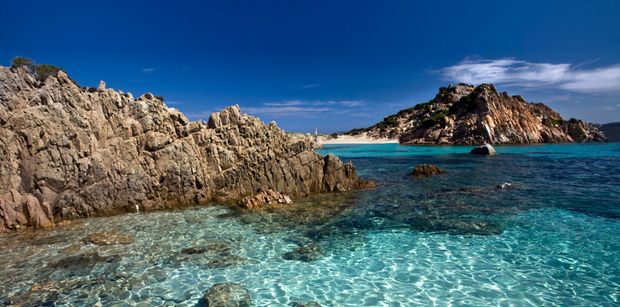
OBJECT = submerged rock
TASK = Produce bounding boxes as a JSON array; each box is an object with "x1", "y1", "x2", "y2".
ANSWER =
[
  {"x1": 83, "y1": 231, "x2": 134, "y2": 245},
  {"x1": 203, "y1": 283, "x2": 251, "y2": 307},
  {"x1": 181, "y1": 247, "x2": 206, "y2": 254},
  {"x1": 207, "y1": 255, "x2": 252, "y2": 268},
  {"x1": 29, "y1": 234, "x2": 67, "y2": 246},
  {"x1": 291, "y1": 302, "x2": 322, "y2": 307},
  {"x1": 408, "y1": 217, "x2": 503, "y2": 235},
  {"x1": 206, "y1": 242, "x2": 233, "y2": 254},
  {"x1": 411, "y1": 164, "x2": 445, "y2": 177},
  {"x1": 6, "y1": 279, "x2": 103, "y2": 306},
  {"x1": 51, "y1": 251, "x2": 121, "y2": 269},
  {"x1": 470, "y1": 144, "x2": 496, "y2": 155},
  {"x1": 282, "y1": 243, "x2": 322, "y2": 262},
  {"x1": 0, "y1": 65, "x2": 371, "y2": 231},
  {"x1": 239, "y1": 189, "x2": 292, "y2": 209}
]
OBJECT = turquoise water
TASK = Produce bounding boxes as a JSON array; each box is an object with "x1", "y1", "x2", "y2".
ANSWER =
[{"x1": 1, "y1": 143, "x2": 619, "y2": 306}]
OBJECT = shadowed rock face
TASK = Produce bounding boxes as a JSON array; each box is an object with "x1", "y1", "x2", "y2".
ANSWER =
[
  {"x1": 601, "y1": 122, "x2": 620, "y2": 142},
  {"x1": 0, "y1": 66, "x2": 372, "y2": 231},
  {"x1": 349, "y1": 83, "x2": 606, "y2": 144}
]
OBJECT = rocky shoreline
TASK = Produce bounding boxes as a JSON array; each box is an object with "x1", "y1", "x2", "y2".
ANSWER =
[{"x1": 0, "y1": 64, "x2": 372, "y2": 231}]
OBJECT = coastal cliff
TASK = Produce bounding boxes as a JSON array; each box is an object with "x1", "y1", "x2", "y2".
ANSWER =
[
  {"x1": 0, "y1": 65, "x2": 371, "y2": 231},
  {"x1": 348, "y1": 83, "x2": 606, "y2": 144}
]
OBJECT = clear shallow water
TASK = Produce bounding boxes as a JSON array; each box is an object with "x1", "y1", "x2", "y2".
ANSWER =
[{"x1": 1, "y1": 143, "x2": 619, "y2": 306}]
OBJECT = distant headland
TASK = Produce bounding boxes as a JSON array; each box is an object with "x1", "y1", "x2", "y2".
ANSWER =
[{"x1": 331, "y1": 83, "x2": 607, "y2": 145}]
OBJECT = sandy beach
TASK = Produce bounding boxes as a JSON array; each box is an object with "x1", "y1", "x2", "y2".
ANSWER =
[{"x1": 317, "y1": 134, "x2": 399, "y2": 144}]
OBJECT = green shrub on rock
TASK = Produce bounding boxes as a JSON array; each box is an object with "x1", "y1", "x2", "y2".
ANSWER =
[
  {"x1": 34, "y1": 64, "x2": 62, "y2": 81},
  {"x1": 9, "y1": 57, "x2": 63, "y2": 82},
  {"x1": 11, "y1": 57, "x2": 34, "y2": 70}
]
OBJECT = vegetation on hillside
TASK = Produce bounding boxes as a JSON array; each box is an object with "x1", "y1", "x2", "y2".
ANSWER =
[{"x1": 11, "y1": 56, "x2": 64, "y2": 82}]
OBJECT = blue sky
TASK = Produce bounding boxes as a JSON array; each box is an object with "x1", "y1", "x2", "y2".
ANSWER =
[{"x1": 1, "y1": 0, "x2": 619, "y2": 132}]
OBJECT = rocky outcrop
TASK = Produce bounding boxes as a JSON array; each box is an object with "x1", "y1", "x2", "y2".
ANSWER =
[
  {"x1": 0, "y1": 65, "x2": 372, "y2": 231},
  {"x1": 348, "y1": 83, "x2": 606, "y2": 144},
  {"x1": 470, "y1": 144, "x2": 496, "y2": 156},
  {"x1": 411, "y1": 164, "x2": 445, "y2": 177}
]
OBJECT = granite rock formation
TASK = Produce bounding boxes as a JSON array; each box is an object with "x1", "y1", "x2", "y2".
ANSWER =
[
  {"x1": 411, "y1": 164, "x2": 445, "y2": 177},
  {"x1": 470, "y1": 144, "x2": 496, "y2": 156},
  {"x1": 0, "y1": 65, "x2": 372, "y2": 231},
  {"x1": 348, "y1": 83, "x2": 606, "y2": 144}
]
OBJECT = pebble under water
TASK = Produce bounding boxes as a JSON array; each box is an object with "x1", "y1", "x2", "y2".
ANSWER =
[{"x1": 1, "y1": 143, "x2": 619, "y2": 306}]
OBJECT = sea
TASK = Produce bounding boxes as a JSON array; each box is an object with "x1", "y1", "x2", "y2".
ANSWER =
[{"x1": 1, "y1": 143, "x2": 619, "y2": 306}]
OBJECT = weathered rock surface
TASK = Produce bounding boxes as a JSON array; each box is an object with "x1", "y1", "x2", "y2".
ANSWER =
[
  {"x1": 203, "y1": 283, "x2": 251, "y2": 307},
  {"x1": 348, "y1": 83, "x2": 606, "y2": 144},
  {"x1": 470, "y1": 144, "x2": 496, "y2": 156},
  {"x1": 411, "y1": 164, "x2": 445, "y2": 177},
  {"x1": 0, "y1": 65, "x2": 372, "y2": 231},
  {"x1": 239, "y1": 189, "x2": 292, "y2": 209}
]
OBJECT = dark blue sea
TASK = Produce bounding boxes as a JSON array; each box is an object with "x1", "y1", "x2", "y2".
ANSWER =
[{"x1": 1, "y1": 143, "x2": 619, "y2": 306}]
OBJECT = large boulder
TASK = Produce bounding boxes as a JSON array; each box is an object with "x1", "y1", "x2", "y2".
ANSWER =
[
  {"x1": 203, "y1": 283, "x2": 251, "y2": 307},
  {"x1": 470, "y1": 144, "x2": 496, "y2": 156}
]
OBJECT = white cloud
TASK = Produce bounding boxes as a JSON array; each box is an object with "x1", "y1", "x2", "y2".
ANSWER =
[
  {"x1": 142, "y1": 67, "x2": 160, "y2": 73},
  {"x1": 264, "y1": 100, "x2": 306, "y2": 107},
  {"x1": 245, "y1": 99, "x2": 364, "y2": 116},
  {"x1": 242, "y1": 106, "x2": 330, "y2": 114},
  {"x1": 441, "y1": 58, "x2": 620, "y2": 93},
  {"x1": 263, "y1": 99, "x2": 364, "y2": 108},
  {"x1": 300, "y1": 83, "x2": 320, "y2": 89},
  {"x1": 288, "y1": 83, "x2": 321, "y2": 90},
  {"x1": 560, "y1": 65, "x2": 620, "y2": 92},
  {"x1": 186, "y1": 99, "x2": 365, "y2": 119}
]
